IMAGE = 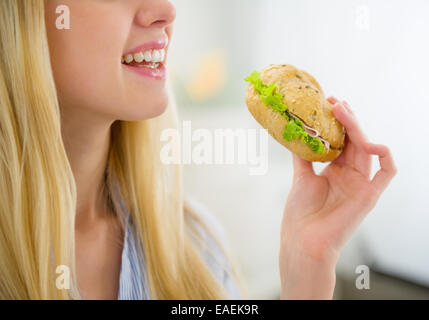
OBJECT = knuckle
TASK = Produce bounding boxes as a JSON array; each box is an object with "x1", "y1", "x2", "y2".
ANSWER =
[{"x1": 391, "y1": 165, "x2": 398, "y2": 176}]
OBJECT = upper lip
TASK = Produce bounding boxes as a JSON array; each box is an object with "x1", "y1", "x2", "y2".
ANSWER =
[{"x1": 123, "y1": 38, "x2": 169, "y2": 56}]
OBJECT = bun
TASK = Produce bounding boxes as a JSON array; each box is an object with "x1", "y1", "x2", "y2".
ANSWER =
[{"x1": 245, "y1": 64, "x2": 345, "y2": 162}]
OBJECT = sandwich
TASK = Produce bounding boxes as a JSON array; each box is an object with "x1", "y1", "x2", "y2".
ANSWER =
[{"x1": 245, "y1": 64, "x2": 345, "y2": 162}]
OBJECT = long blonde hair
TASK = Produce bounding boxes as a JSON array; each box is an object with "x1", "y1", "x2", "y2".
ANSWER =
[{"x1": 0, "y1": 0, "x2": 245, "y2": 299}]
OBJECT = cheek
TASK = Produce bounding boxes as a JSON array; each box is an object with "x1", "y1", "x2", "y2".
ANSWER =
[
  {"x1": 48, "y1": 13, "x2": 124, "y2": 117},
  {"x1": 53, "y1": 53, "x2": 122, "y2": 117}
]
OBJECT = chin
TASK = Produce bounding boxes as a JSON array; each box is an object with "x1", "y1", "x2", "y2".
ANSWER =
[
  {"x1": 120, "y1": 93, "x2": 169, "y2": 121},
  {"x1": 147, "y1": 98, "x2": 169, "y2": 119}
]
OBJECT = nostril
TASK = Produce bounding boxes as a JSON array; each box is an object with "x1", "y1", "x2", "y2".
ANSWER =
[{"x1": 151, "y1": 19, "x2": 170, "y2": 28}]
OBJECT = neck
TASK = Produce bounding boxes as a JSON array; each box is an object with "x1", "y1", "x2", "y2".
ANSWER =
[{"x1": 61, "y1": 107, "x2": 115, "y2": 227}]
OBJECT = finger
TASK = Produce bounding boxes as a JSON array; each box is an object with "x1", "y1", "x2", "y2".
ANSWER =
[
  {"x1": 328, "y1": 97, "x2": 353, "y2": 115},
  {"x1": 292, "y1": 153, "x2": 315, "y2": 183},
  {"x1": 331, "y1": 133, "x2": 351, "y2": 167},
  {"x1": 333, "y1": 102, "x2": 372, "y2": 176},
  {"x1": 342, "y1": 100, "x2": 353, "y2": 114},
  {"x1": 363, "y1": 142, "x2": 397, "y2": 194},
  {"x1": 332, "y1": 102, "x2": 368, "y2": 147},
  {"x1": 327, "y1": 96, "x2": 340, "y2": 105}
]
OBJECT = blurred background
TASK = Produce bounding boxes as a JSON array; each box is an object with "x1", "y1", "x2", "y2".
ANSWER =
[{"x1": 168, "y1": 0, "x2": 429, "y2": 299}]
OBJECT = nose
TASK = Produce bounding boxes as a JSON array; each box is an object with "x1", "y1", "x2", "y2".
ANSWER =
[{"x1": 135, "y1": 0, "x2": 176, "y2": 29}]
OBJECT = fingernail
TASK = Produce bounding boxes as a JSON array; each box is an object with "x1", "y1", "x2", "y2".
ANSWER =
[
  {"x1": 334, "y1": 103, "x2": 347, "y2": 112},
  {"x1": 340, "y1": 103, "x2": 348, "y2": 113}
]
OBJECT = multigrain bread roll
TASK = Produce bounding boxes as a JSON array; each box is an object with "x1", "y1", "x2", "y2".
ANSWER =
[{"x1": 245, "y1": 64, "x2": 346, "y2": 162}]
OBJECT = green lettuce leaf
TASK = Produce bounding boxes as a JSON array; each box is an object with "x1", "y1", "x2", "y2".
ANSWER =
[
  {"x1": 245, "y1": 71, "x2": 326, "y2": 155},
  {"x1": 245, "y1": 71, "x2": 287, "y2": 113}
]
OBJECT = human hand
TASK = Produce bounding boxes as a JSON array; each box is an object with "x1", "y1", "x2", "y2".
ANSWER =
[{"x1": 279, "y1": 97, "x2": 397, "y2": 299}]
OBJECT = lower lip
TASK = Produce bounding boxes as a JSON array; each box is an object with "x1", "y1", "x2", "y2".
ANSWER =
[{"x1": 122, "y1": 63, "x2": 166, "y2": 80}]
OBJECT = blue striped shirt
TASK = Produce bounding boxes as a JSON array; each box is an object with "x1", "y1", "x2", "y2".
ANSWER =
[{"x1": 113, "y1": 190, "x2": 242, "y2": 300}]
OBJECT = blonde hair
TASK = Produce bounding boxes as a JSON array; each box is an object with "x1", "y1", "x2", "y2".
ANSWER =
[{"x1": 0, "y1": 0, "x2": 246, "y2": 299}]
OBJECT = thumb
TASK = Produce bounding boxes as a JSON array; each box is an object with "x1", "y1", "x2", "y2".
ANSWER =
[{"x1": 292, "y1": 153, "x2": 315, "y2": 183}]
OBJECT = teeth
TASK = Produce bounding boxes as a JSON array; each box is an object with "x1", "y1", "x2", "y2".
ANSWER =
[
  {"x1": 124, "y1": 54, "x2": 134, "y2": 64},
  {"x1": 122, "y1": 48, "x2": 165, "y2": 64},
  {"x1": 151, "y1": 50, "x2": 161, "y2": 62},
  {"x1": 134, "y1": 52, "x2": 144, "y2": 63},
  {"x1": 138, "y1": 63, "x2": 159, "y2": 69},
  {"x1": 144, "y1": 51, "x2": 152, "y2": 62}
]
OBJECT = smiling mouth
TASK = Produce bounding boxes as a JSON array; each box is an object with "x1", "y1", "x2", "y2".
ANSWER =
[{"x1": 121, "y1": 48, "x2": 165, "y2": 69}]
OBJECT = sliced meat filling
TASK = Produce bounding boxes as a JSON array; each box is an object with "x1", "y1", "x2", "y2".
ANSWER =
[{"x1": 286, "y1": 111, "x2": 334, "y2": 153}]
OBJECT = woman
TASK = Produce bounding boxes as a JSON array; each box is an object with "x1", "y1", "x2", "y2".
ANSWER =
[{"x1": 0, "y1": 0, "x2": 396, "y2": 300}]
